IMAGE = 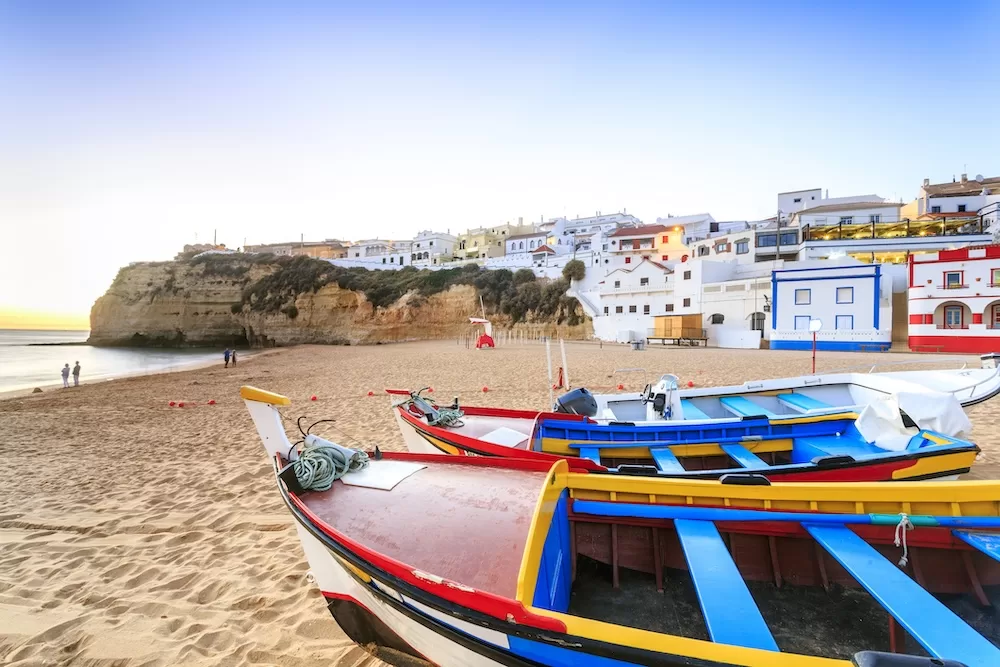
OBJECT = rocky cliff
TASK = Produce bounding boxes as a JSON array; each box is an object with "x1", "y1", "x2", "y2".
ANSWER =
[{"x1": 89, "y1": 256, "x2": 591, "y2": 347}]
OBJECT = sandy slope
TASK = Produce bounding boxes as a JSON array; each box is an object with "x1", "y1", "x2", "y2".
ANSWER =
[{"x1": 1, "y1": 341, "x2": 997, "y2": 666}]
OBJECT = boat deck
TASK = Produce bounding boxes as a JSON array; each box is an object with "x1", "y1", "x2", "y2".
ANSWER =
[{"x1": 300, "y1": 462, "x2": 546, "y2": 598}]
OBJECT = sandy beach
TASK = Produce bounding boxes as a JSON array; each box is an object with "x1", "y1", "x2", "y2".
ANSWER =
[{"x1": 2, "y1": 341, "x2": 998, "y2": 666}]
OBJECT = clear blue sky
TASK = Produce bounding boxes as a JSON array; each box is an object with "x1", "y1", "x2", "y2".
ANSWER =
[{"x1": 1, "y1": 1, "x2": 997, "y2": 325}]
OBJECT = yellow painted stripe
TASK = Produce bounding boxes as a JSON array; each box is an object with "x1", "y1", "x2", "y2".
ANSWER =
[
  {"x1": 527, "y1": 607, "x2": 846, "y2": 666},
  {"x1": 516, "y1": 459, "x2": 568, "y2": 604},
  {"x1": 417, "y1": 431, "x2": 463, "y2": 456},
  {"x1": 240, "y1": 385, "x2": 291, "y2": 405},
  {"x1": 890, "y1": 451, "x2": 978, "y2": 480},
  {"x1": 541, "y1": 439, "x2": 792, "y2": 459}
]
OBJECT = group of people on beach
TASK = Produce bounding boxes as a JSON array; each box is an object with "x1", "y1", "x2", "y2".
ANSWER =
[
  {"x1": 223, "y1": 348, "x2": 238, "y2": 368},
  {"x1": 61, "y1": 362, "x2": 81, "y2": 388}
]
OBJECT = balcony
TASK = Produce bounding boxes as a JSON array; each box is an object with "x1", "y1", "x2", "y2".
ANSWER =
[
  {"x1": 937, "y1": 284, "x2": 969, "y2": 290},
  {"x1": 936, "y1": 325, "x2": 970, "y2": 330}
]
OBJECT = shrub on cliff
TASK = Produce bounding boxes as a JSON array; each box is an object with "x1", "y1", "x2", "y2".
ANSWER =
[{"x1": 562, "y1": 259, "x2": 585, "y2": 282}]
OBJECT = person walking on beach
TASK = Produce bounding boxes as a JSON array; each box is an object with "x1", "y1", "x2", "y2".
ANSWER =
[
  {"x1": 61, "y1": 363, "x2": 70, "y2": 388},
  {"x1": 231, "y1": 350, "x2": 238, "y2": 366},
  {"x1": 223, "y1": 348, "x2": 231, "y2": 368},
  {"x1": 72, "y1": 361, "x2": 81, "y2": 387}
]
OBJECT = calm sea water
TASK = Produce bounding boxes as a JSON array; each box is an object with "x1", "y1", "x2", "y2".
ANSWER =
[{"x1": 0, "y1": 330, "x2": 222, "y2": 393}]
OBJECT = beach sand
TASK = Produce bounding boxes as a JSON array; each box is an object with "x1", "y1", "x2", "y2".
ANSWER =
[{"x1": 2, "y1": 341, "x2": 998, "y2": 666}]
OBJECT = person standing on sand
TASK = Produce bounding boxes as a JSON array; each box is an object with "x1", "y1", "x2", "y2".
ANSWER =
[
  {"x1": 61, "y1": 363, "x2": 70, "y2": 388},
  {"x1": 231, "y1": 350, "x2": 238, "y2": 366},
  {"x1": 72, "y1": 361, "x2": 81, "y2": 387},
  {"x1": 223, "y1": 348, "x2": 231, "y2": 368}
]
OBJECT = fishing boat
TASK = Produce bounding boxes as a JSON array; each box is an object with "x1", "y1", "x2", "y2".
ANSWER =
[
  {"x1": 244, "y1": 385, "x2": 1000, "y2": 666},
  {"x1": 387, "y1": 386, "x2": 980, "y2": 481}
]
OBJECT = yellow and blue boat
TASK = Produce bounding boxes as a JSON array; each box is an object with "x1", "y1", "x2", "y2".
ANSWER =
[{"x1": 246, "y1": 386, "x2": 1000, "y2": 667}]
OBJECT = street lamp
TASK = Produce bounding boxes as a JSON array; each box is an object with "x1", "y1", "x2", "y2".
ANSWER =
[{"x1": 809, "y1": 318, "x2": 823, "y2": 374}]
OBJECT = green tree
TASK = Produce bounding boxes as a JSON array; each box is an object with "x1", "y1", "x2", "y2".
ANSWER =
[{"x1": 562, "y1": 259, "x2": 586, "y2": 282}]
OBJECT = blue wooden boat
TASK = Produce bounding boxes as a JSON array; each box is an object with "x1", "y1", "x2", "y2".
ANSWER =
[{"x1": 246, "y1": 386, "x2": 1000, "y2": 667}]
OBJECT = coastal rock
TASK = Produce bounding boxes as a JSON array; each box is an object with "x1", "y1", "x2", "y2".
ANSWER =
[
  {"x1": 32, "y1": 387, "x2": 42, "y2": 393},
  {"x1": 88, "y1": 258, "x2": 591, "y2": 347}
]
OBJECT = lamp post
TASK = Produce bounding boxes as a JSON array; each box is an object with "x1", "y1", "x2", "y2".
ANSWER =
[{"x1": 809, "y1": 319, "x2": 823, "y2": 375}]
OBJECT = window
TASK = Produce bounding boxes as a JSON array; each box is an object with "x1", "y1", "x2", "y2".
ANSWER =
[
  {"x1": 529, "y1": 240, "x2": 535, "y2": 249},
  {"x1": 780, "y1": 231, "x2": 798, "y2": 245},
  {"x1": 839, "y1": 216, "x2": 853, "y2": 225},
  {"x1": 639, "y1": 277, "x2": 649, "y2": 286},
  {"x1": 836, "y1": 287, "x2": 854, "y2": 304},
  {"x1": 602, "y1": 244, "x2": 608, "y2": 251},
  {"x1": 931, "y1": 205, "x2": 941, "y2": 214},
  {"x1": 958, "y1": 205, "x2": 967, "y2": 213},
  {"x1": 629, "y1": 305, "x2": 637, "y2": 313},
  {"x1": 665, "y1": 304, "x2": 675, "y2": 312},
  {"x1": 709, "y1": 314, "x2": 724, "y2": 324},
  {"x1": 381, "y1": 257, "x2": 386, "y2": 264},
  {"x1": 715, "y1": 242, "x2": 727, "y2": 253},
  {"x1": 429, "y1": 241, "x2": 434, "y2": 246},
  {"x1": 661, "y1": 235, "x2": 669, "y2": 244},
  {"x1": 835, "y1": 315, "x2": 853, "y2": 330},
  {"x1": 661, "y1": 254, "x2": 669, "y2": 261},
  {"x1": 944, "y1": 305, "x2": 963, "y2": 328},
  {"x1": 643, "y1": 304, "x2": 650, "y2": 315},
  {"x1": 518, "y1": 241, "x2": 523, "y2": 250},
  {"x1": 992, "y1": 268, "x2": 1000, "y2": 286},
  {"x1": 869, "y1": 215, "x2": 880, "y2": 224},
  {"x1": 794, "y1": 289, "x2": 811, "y2": 305},
  {"x1": 945, "y1": 272, "x2": 963, "y2": 288},
  {"x1": 683, "y1": 270, "x2": 691, "y2": 280},
  {"x1": 793, "y1": 198, "x2": 802, "y2": 203},
  {"x1": 683, "y1": 298, "x2": 691, "y2": 307},
  {"x1": 794, "y1": 315, "x2": 811, "y2": 330},
  {"x1": 603, "y1": 306, "x2": 608, "y2": 315},
  {"x1": 698, "y1": 246, "x2": 710, "y2": 256},
  {"x1": 615, "y1": 306, "x2": 623, "y2": 314},
  {"x1": 757, "y1": 234, "x2": 777, "y2": 247},
  {"x1": 625, "y1": 256, "x2": 631, "y2": 264},
  {"x1": 614, "y1": 280, "x2": 620, "y2": 288},
  {"x1": 736, "y1": 241, "x2": 749, "y2": 254}
]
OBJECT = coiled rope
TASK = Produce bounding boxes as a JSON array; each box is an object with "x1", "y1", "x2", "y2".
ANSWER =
[
  {"x1": 292, "y1": 442, "x2": 369, "y2": 492},
  {"x1": 409, "y1": 387, "x2": 465, "y2": 428}
]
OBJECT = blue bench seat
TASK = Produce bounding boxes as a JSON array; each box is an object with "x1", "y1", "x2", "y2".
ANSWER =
[
  {"x1": 791, "y1": 436, "x2": 881, "y2": 462},
  {"x1": 674, "y1": 519, "x2": 779, "y2": 652},
  {"x1": 649, "y1": 446, "x2": 685, "y2": 473},
  {"x1": 576, "y1": 446, "x2": 601, "y2": 465},
  {"x1": 777, "y1": 393, "x2": 832, "y2": 413},
  {"x1": 719, "y1": 396, "x2": 778, "y2": 419},
  {"x1": 680, "y1": 399, "x2": 711, "y2": 421},
  {"x1": 720, "y1": 443, "x2": 769, "y2": 470},
  {"x1": 954, "y1": 530, "x2": 1000, "y2": 563},
  {"x1": 807, "y1": 524, "x2": 1000, "y2": 666}
]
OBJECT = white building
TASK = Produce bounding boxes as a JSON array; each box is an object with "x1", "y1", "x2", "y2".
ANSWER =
[
  {"x1": 769, "y1": 264, "x2": 892, "y2": 352},
  {"x1": 410, "y1": 230, "x2": 457, "y2": 266},
  {"x1": 914, "y1": 174, "x2": 1000, "y2": 221},
  {"x1": 595, "y1": 258, "x2": 674, "y2": 341},
  {"x1": 506, "y1": 231, "x2": 548, "y2": 255},
  {"x1": 656, "y1": 213, "x2": 716, "y2": 245},
  {"x1": 908, "y1": 245, "x2": 1000, "y2": 353}
]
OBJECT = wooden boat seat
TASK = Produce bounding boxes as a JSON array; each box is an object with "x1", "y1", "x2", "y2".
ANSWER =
[
  {"x1": 720, "y1": 443, "x2": 769, "y2": 470},
  {"x1": 954, "y1": 530, "x2": 1000, "y2": 562},
  {"x1": 719, "y1": 396, "x2": 778, "y2": 419},
  {"x1": 792, "y1": 435, "x2": 881, "y2": 461},
  {"x1": 649, "y1": 446, "x2": 685, "y2": 473},
  {"x1": 576, "y1": 446, "x2": 601, "y2": 465},
  {"x1": 806, "y1": 524, "x2": 1000, "y2": 665},
  {"x1": 680, "y1": 399, "x2": 711, "y2": 421},
  {"x1": 674, "y1": 519, "x2": 779, "y2": 652},
  {"x1": 777, "y1": 393, "x2": 832, "y2": 413}
]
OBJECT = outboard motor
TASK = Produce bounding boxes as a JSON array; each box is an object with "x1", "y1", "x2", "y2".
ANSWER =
[{"x1": 554, "y1": 388, "x2": 599, "y2": 417}]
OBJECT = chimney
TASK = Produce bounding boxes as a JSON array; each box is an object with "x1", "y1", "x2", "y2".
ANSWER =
[
  {"x1": 923, "y1": 178, "x2": 930, "y2": 187},
  {"x1": 961, "y1": 173, "x2": 968, "y2": 183},
  {"x1": 518, "y1": 216, "x2": 523, "y2": 225}
]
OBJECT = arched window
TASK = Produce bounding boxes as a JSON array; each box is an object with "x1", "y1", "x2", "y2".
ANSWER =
[
  {"x1": 519, "y1": 241, "x2": 523, "y2": 250},
  {"x1": 530, "y1": 240, "x2": 535, "y2": 249},
  {"x1": 709, "y1": 313, "x2": 724, "y2": 324}
]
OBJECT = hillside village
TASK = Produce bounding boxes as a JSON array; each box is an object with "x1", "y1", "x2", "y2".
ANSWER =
[{"x1": 186, "y1": 174, "x2": 1000, "y2": 353}]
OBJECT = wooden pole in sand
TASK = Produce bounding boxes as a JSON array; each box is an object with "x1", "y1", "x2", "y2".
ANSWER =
[
  {"x1": 560, "y1": 338, "x2": 570, "y2": 390},
  {"x1": 546, "y1": 337, "x2": 554, "y2": 406}
]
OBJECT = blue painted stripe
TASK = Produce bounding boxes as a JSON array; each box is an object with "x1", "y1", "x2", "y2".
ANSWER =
[
  {"x1": 774, "y1": 265, "x2": 879, "y2": 274},
  {"x1": 954, "y1": 530, "x2": 1000, "y2": 563},
  {"x1": 769, "y1": 340, "x2": 891, "y2": 352},
  {"x1": 674, "y1": 519, "x2": 779, "y2": 651},
  {"x1": 807, "y1": 524, "x2": 1000, "y2": 666},
  {"x1": 773, "y1": 273, "x2": 878, "y2": 283},
  {"x1": 771, "y1": 270, "x2": 777, "y2": 329},
  {"x1": 874, "y1": 264, "x2": 881, "y2": 330},
  {"x1": 509, "y1": 636, "x2": 644, "y2": 666}
]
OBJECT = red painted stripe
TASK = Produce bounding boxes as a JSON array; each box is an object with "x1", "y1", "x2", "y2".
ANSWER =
[
  {"x1": 289, "y1": 492, "x2": 568, "y2": 633},
  {"x1": 909, "y1": 336, "x2": 1000, "y2": 353}
]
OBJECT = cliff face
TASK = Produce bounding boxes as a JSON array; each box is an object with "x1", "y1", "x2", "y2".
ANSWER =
[{"x1": 89, "y1": 259, "x2": 591, "y2": 347}]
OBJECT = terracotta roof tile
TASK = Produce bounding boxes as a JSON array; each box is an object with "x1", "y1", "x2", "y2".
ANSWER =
[{"x1": 608, "y1": 224, "x2": 668, "y2": 238}]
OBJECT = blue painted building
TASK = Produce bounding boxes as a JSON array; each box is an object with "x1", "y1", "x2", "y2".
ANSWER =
[{"x1": 770, "y1": 264, "x2": 892, "y2": 352}]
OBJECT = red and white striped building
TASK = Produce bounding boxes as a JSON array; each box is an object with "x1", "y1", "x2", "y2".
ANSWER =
[{"x1": 908, "y1": 245, "x2": 1000, "y2": 353}]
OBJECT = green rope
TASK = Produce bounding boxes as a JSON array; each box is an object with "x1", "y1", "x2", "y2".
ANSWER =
[
  {"x1": 292, "y1": 443, "x2": 370, "y2": 492},
  {"x1": 408, "y1": 387, "x2": 465, "y2": 428}
]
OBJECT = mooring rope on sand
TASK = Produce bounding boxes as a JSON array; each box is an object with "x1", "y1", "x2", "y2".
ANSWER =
[{"x1": 292, "y1": 442, "x2": 369, "y2": 492}]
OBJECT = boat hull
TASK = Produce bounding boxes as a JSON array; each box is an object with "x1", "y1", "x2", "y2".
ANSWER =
[{"x1": 393, "y1": 404, "x2": 977, "y2": 482}]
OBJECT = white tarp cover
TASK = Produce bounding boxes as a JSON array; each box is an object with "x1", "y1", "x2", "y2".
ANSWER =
[{"x1": 855, "y1": 391, "x2": 972, "y2": 451}]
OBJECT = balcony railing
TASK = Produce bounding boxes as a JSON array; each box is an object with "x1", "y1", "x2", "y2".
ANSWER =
[
  {"x1": 936, "y1": 325, "x2": 970, "y2": 330},
  {"x1": 938, "y1": 284, "x2": 969, "y2": 290}
]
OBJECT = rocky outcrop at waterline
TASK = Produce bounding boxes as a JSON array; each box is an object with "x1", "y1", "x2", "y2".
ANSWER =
[{"x1": 88, "y1": 255, "x2": 591, "y2": 347}]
